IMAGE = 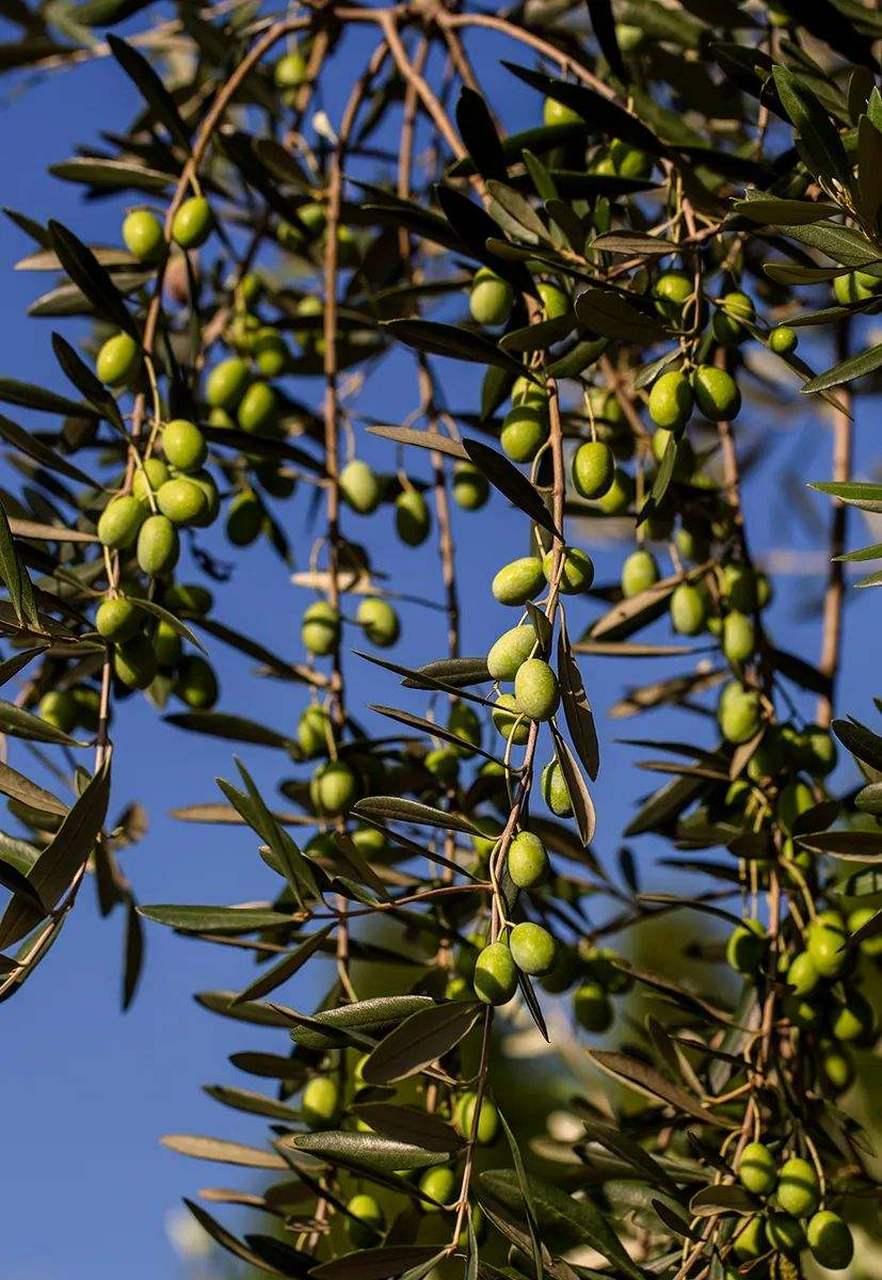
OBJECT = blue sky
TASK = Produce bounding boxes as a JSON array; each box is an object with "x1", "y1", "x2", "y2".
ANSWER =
[{"x1": 0, "y1": 11, "x2": 880, "y2": 1279}]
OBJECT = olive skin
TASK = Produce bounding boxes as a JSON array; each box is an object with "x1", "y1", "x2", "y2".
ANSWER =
[
  {"x1": 538, "y1": 281, "x2": 568, "y2": 319},
  {"x1": 297, "y1": 704, "x2": 331, "y2": 758},
  {"x1": 473, "y1": 941, "x2": 518, "y2": 1005},
  {"x1": 501, "y1": 401, "x2": 549, "y2": 463},
  {"x1": 669, "y1": 583, "x2": 706, "y2": 636},
  {"x1": 175, "y1": 655, "x2": 219, "y2": 710},
  {"x1": 726, "y1": 919, "x2": 766, "y2": 974},
  {"x1": 776, "y1": 1156, "x2": 820, "y2": 1218},
  {"x1": 153, "y1": 619, "x2": 182, "y2": 669},
  {"x1": 171, "y1": 196, "x2": 213, "y2": 249},
  {"x1": 492, "y1": 693, "x2": 530, "y2": 745},
  {"x1": 301, "y1": 601, "x2": 340, "y2": 656},
  {"x1": 593, "y1": 468, "x2": 634, "y2": 514},
  {"x1": 487, "y1": 624, "x2": 537, "y2": 682},
  {"x1": 162, "y1": 419, "x2": 206, "y2": 472},
  {"x1": 818, "y1": 1042, "x2": 854, "y2": 1095},
  {"x1": 786, "y1": 950, "x2": 820, "y2": 997},
  {"x1": 732, "y1": 1216, "x2": 765, "y2": 1262},
  {"x1": 137, "y1": 513, "x2": 179, "y2": 576},
  {"x1": 723, "y1": 610, "x2": 755, "y2": 664},
  {"x1": 777, "y1": 780, "x2": 814, "y2": 834},
  {"x1": 807, "y1": 1212, "x2": 853, "y2": 1270},
  {"x1": 339, "y1": 459, "x2": 382, "y2": 515},
  {"x1": 157, "y1": 477, "x2": 206, "y2": 526},
  {"x1": 541, "y1": 760, "x2": 572, "y2": 816},
  {"x1": 691, "y1": 365, "x2": 741, "y2": 422},
  {"x1": 253, "y1": 327, "x2": 289, "y2": 378},
  {"x1": 737, "y1": 1141, "x2": 776, "y2": 1196},
  {"x1": 454, "y1": 1092, "x2": 499, "y2": 1145},
  {"x1": 514, "y1": 658, "x2": 560, "y2": 721},
  {"x1": 226, "y1": 490, "x2": 262, "y2": 546},
  {"x1": 97, "y1": 332, "x2": 139, "y2": 388},
  {"x1": 510, "y1": 922, "x2": 557, "y2": 976},
  {"x1": 395, "y1": 488, "x2": 431, "y2": 545},
  {"x1": 470, "y1": 267, "x2": 513, "y2": 327},
  {"x1": 621, "y1": 549, "x2": 659, "y2": 598},
  {"x1": 275, "y1": 48, "x2": 308, "y2": 89},
  {"x1": 425, "y1": 746, "x2": 459, "y2": 784},
  {"x1": 301, "y1": 1075, "x2": 340, "y2": 1129},
  {"x1": 806, "y1": 728, "x2": 837, "y2": 777},
  {"x1": 165, "y1": 583, "x2": 213, "y2": 617},
  {"x1": 309, "y1": 760, "x2": 357, "y2": 816},
  {"x1": 713, "y1": 290, "x2": 755, "y2": 344},
  {"x1": 543, "y1": 96, "x2": 582, "y2": 127},
  {"x1": 830, "y1": 990, "x2": 875, "y2": 1043},
  {"x1": 724, "y1": 563, "x2": 757, "y2": 613},
  {"x1": 452, "y1": 462, "x2": 489, "y2": 510},
  {"x1": 113, "y1": 635, "x2": 157, "y2": 690},
  {"x1": 38, "y1": 691, "x2": 78, "y2": 735},
  {"x1": 188, "y1": 470, "x2": 219, "y2": 528},
  {"x1": 418, "y1": 1165, "x2": 457, "y2": 1212},
  {"x1": 507, "y1": 831, "x2": 548, "y2": 888},
  {"x1": 652, "y1": 270, "x2": 693, "y2": 321},
  {"x1": 648, "y1": 370, "x2": 693, "y2": 431},
  {"x1": 357, "y1": 597, "x2": 400, "y2": 647},
  {"x1": 491, "y1": 556, "x2": 545, "y2": 606},
  {"x1": 769, "y1": 325, "x2": 798, "y2": 355},
  {"x1": 96, "y1": 597, "x2": 140, "y2": 643},
  {"x1": 543, "y1": 546, "x2": 594, "y2": 593},
  {"x1": 98, "y1": 495, "x2": 144, "y2": 549},
  {"x1": 573, "y1": 980, "x2": 613, "y2": 1032},
  {"x1": 718, "y1": 682, "x2": 760, "y2": 744},
  {"x1": 237, "y1": 381, "x2": 278, "y2": 435},
  {"x1": 448, "y1": 701, "x2": 481, "y2": 756},
  {"x1": 573, "y1": 441, "x2": 615, "y2": 499},
  {"x1": 848, "y1": 906, "x2": 882, "y2": 957},
  {"x1": 346, "y1": 1194, "x2": 385, "y2": 1248},
  {"x1": 206, "y1": 357, "x2": 249, "y2": 410},
  {"x1": 766, "y1": 1212, "x2": 804, "y2": 1256},
  {"x1": 122, "y1": 209, "x2": 164, "y2": 263},
  {"x1": 132, "y1": 456, "x2": 169, "y2": 502}
]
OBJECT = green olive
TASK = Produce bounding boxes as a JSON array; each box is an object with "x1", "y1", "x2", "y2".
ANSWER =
[
  {"x1": 310, "y1": 760, "x2": 357, "y2": 816},
  {"x1": 340, "y1": 459, "x2": 382, "y2": 515},
  {"x1": 38, "y1": 690, "x2": 78, "y2": 735},
  {"x1": 487, "y1": 624, "x2": 537, "y2": 682},
  {"x1": 113, "y1": 634, "x2": 157, "y2": 690},
  {"x1": 718, "y1": 682, "x2": 760, "y2": 744},
  {"x1": 732, "y1": 1215, "x2": 765, "y2": 1262},
  {"x1": 765, "y1": 1211, "x2": 804, "y2": 1256},
  {"x1": 776, "y1": 1156, "x2": 820, "y2": 1218},
  {"x1": 454, "y1": 1092, "x2": 499, "y2": 1145},
  {"x1": 538, "y1": 281, "x2": 569, "y2": 319},
  {"x1": 648, "y1": 370, "x2": 693, "y2": 431},
  {"x1": 722, "y1": 610, "x2": 755, "y2": 664},
  {"x1": 492, "y1": 693, "x2": 530, "y2": 744},
  {"x1": 171, "y1": 196, "x2": 213, "y2": 250},
  {"x1": 175, "y1": 655, "x2": 218, "y2": 710},
  {"x1": 417, "y1": 1165, "x2": 457, "y2": 1212},
  {"x1": 806, "y1": 1212, "x2": 853, "y2": 1270},
  {"x1": 96, "y1": 332, "x2": 139, "y2": 388},
  {"x1": 712, "y1": 291, "x2": 755, "y2": 344},
  {"x1": 137, "y1": 513, "x2": 179, "y2": 576},
  {"x1": 769, "y1": 325, "x2": 798, "y2": 355},
  {"x1": 470, "y1": 267, "x2": 513, "y2": 327},
  {"x1": 473, "y1": 940, "x2": 518, "y2": 1005},
  {"x1": 818, "y1": 1041, "x2": 854, "y2": 1095},
  {"x1": 132, "y1": 456, "x2": 169, "y2": 502},
  {"x1": 225, "y1": 490, "x2": 262, "y2": 546},
  {"x1": 572, "y1": 441, "x2": 615, "y2": 499},
  {"x1": 543, "y1": 96, "x2": 582, "y2": 127},
  {"x1": 573, "y1": 980, "x2": 613, "y2": 1032},
  {"x1": 345, "y1": 1193, "x2": 385, "y2": 1248},
  {"x1": 514, "y1": 658, "x2": 559, "y2": 721},
  {"x1": 97, "y1": 494, "x2": 144, "y2": 549},
  {"x1": 500, "y1": 400, "x2": 549, "y2": 463},
  {"x1": 726, "y1": 919, "x2": 766, "y2": 974},
  {"x1": 96, "y1": 596, "x2": 140, "y2": 643},
  {"x1": 737, "y1": 1141, "x2": 776, "y2": 1196},
  {"x1": 237, "y1": 381, "x2": 278, "y2": 435},
  {"x1": 301, "y1": 1075, "x2": 340, "y2": 1129},
  {"x1": 830, "y1": 989, "x2": 875, "y2": 1043},
  {"x1": 395, "y1": 488, "x2": 431, "y2": 545},
  {"x1": 297, "y1": 704, "x2": 331, "y2": 758},
  {"x1": 301, "y1": 601, "x2": 340, "y2": 656},
  {"x1": 206, "y1": 357, "x2": 249, "y2": 410},
  {"x1": 452, "y1": 461, "x2": 489, "y2": 510},
  {"x1": 162, "y1": 419, "x2": 206, "y2": 473},
  {"x1": 157, "y1": 477, "x2": 207, "y2": 526},
  {"x1": 848, "y1": 907, "x2": 882, "y2": 957},
  {"x1": 691, "y1": 365, "x2": 741, "y2": 422},
  {"x1": 509, "y1": 921, "x2": 557, "y2": 975},
  {"x1": 507, "y1": 831, "x2": 548, "y2": 888},
  {"x1": 122, "y1": 209, "x2": 164, "y2": 263},
  {"x1": 541, "y1": 760, "x2": 572, "y2": 816},
  {"x1": 253, "y1": 327, "x2": 290, "y2": 378},
  {"x1": 492, "y1": 556, "x2": 544, "y2": 606},
  {"x1": 786, "y1": 950, "x2": 820, "y2": 997},
  {"x1": 777, "y1": 780, "x2": 815, "y2": 834},
  {"x1": 448, "y1": 701, "x2": 481, "y2": 756},
  {"x1": 153, "y1": 619, "x2": 182, "y2": 669},
  {"x1": 652, "y1": 270, "x2": 693, "y2": 322},
  {"x1": 621, "y1": 548, "x2": 659, "y2": 598},
  {"x1": 356, "y1": 597, "x2": 400, "y2": 647},
  {"x1": 543, "y1": 546, "x2": 594, "y2": 593},
  {"x1": 669, "y1": 583, "x2": 706, "y2": 636},
  {"x1": 164, "y1": 583, "x2": 212, "y2": 616}
]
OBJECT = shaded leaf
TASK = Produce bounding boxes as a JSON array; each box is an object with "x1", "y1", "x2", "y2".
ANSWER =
[{"x1": 362, "y1": 1000, "x2": 483, "y2": 1084}]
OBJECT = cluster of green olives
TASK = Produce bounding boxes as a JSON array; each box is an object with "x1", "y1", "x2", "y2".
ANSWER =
[
  {"x1": 93, "y1": 584, "x2": 217, "y2": 701},
  {"x1": 734, "y1": 1143, "x2": 854, "y2": 1270}
]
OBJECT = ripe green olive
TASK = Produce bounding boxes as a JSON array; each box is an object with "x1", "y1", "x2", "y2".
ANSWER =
[
  {"x1": 206, "y1": 356, "x2": 249, "y2": 410},
  {"x1": 538, "y1": 281, "x2": 568, "y2": 319},
  {"x1": 165, "y1": 582, "x2": 212, "y2": 617},
  {"x1": 541, "y1": 760, "x2": 572, "y2": 816},
  {"x1": 818, "y1": 1041, "x2": 854, "y2": 1095},
  {"x1": 454, "y1": 1092, "x2": 499, "y2": 1145},
  {"x1": 357, "y1": 597, "x2": 400, "y2": 647},
  {"x1": 652, "y1": 270, "x2": 693, "y2": 321},
  {"x1": 776, "y1": 1156, "x2": 820, "y2": 1218},
  {"x1": 122, "y1": 209, "x2": 164, "y2": 263},
  {"x1": 395, "y1": 488, "x2": 431, "y2": 545},
  {"x1": 113, "y1": 634, "x2": 157, "y2": 690},
  {"x1": 157, "y1": 477, "x2": 206, "y2": 526},
  {"x1": 470, "y1": 267, "x2": 513, "y2": 327},
  {"x1": 572, "y1": 441, "x2": 615, "y2": 500},
  {"x1": 171, "y1": 196, "x2": 213, "y2": 249},
  {"x1": 806, "y1": 1211, "x2": 853, "y2": 1270},
  {"x1": 722, "y1": 610, "x2": 755, "y2": 664},
  {"x1": 345, "y1": 1193, "x2": 385, "y2": 1248},
  {"x1": 848, "y1": 907, "x2": 882, "y2": 957},
  {"x1": 723, "y1": 563, "x2": 757, "y2": 613},
  {"x1": 540, "y1": 944, "x2": 579, "y2": 994},
  {"x1": 670, "y1": 583, "x2": 706, "y2": 636},
  {"x1": 691, "y1": 365, "x2": 741, "y2": 422},
  {"x1": 237, "y1": 381, "x2": 278, "y2": 435},
  {"x1": 543, "y1": 96, "x2": 582, "y2": 127},
  {"x1": 449, "y1": 701, "x2": 481, "y2": 756},
  {"x1": 274, "y1": 47, "x2": 308, "y2": 89},
  {"x1": 509, "y1": 921, "x2": 557, "y2": 976},
  {"x1": 452, "y1": 461, "x2": 489, "y2": 510},
  {"x1": 132, "y1": 456, "x2": 169, "y2": 502},
  {"x1": 830, "y1": 989, "x2": 875, "y2": 1043},
  {"x1": 492, "y1": 556, "x2": 545, "y2": 606},
  {"x1": 38, "y1": 690, "x2": 77, "y2": 734},
  {"x1": 98, "y1": 494, "x2": 144, "y2": 549},
  {"x1": 648, "y1": 369, "x2": 693, "y2": 431},
  {"x1": 833, "y1": 271, "x2": 876, "y2": 304},
  {"x1": 766, "y1": 1211, "x2": 804, "y2": 1255},
  {"x1": 737, "y1": 1141, "x2": 776, "y2": 1196},
  {"x1": 474, "y1": 940, "x2": 518, "y2": 1005},
  {"x1": 769, "y1": 325, "x2": 798, "y2": 355},
  {"x1": 593, "y1": 467, "x2": 634, "y2": 514},
  {"x1": 786, "y1": 950, "x2": 820, "y2": 997},
  {"x1": 501, "y1": 400, "x2": 549, "y2": 463},
  {"x1": 137, "y1": 513, "x2": 179, "y2": 576},
  {"x1": 97, "y1": 332, "x2": 139, "y2": 388},
  {"x1": 492, "y1": 693, "x2": 530, "y2": 744},
  {"x1": 310, "y1": 760, "x2": 357, "y2": 816},
  {"x1": 340, "y1": 459, "x2": 382, "y2": 515},
  {"x1": 252, "y1": 327, "x2": 289, "y2": 378},
  {"x1": 153, "y1": 619, "x2": 182, "y2": 669},
  {"x1": 301, "y1": 1075, "x2": 340, "y2": 1129},
  {"x1": 777, "y1": 780, "x2": 815, "y2": 834},
  {"x1": 487, "y1": 624, "x2": 537, "y2": 682},
  {"x1": 96, "y1": 596, "x2": 140, "y2": 643},
  {"x1": 718, "y1": 682, "x2": 760, "y2": 745},
  {"x1": 425, "y1": 746, "x2": 459, "y2": 784},
  {"x1": 806, "y1": 728, "x2": 837, "y2": 778},
  {"x1": 609, "y1": 138, "x2": 651, "y2": 178},
  {"x1": 297, "y1": 704, "x2": 331, "y2": 758},
  {"x1": 726, "y1": 918, "x2": 766, "y2": 974},
  {"x1": 507, "y1": 831, "x2": 548, "y2": 888},
  {"x1": 543, "y1": 545, "x2": 594, "y2": 594},
  {"x1": 713, "y1": 291, "x2": 755, "y2": 344},
  {"x1": 573, "y1": 980, "x2": 613, "y2": 1032},
  {"x1": 514, "y1": 658, "x2": 559, "y2": 721},
  {"x1": 162, "y1": 419, "x2": 206, "y2": 473},
  {"x1": 175, "y1": 655, "x2": 219, "y2": 710},
  {"x1": 732, "y1": 1215, "x2": 765, "y2": 1262},
  {"x1": 621, "y1": 548, "x2": 660, "y2": 598},
  {"x1": 302, "y1": 601, "x2": 341, "y2": 656},
  {"x1": 418, "y1": 1165, "x2": 457, "y2": 1212}
]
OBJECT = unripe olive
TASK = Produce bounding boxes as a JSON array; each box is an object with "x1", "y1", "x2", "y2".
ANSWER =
[
  {"x1": 776, "y1": 1157, "x2": 820, "y2": 1218},
  {"x1": 302, "y1": 601, "x2": 340, "y2": 656},
  {"x1": 418, "y1": 1165, "x2": 457, "y2": 1212},
  {"x1": 723, "y1": 610, "x2": 754, "y2": 663},
  {"x1": 395, "y1": 488, "x2": 431, "y2": 545},
  {"x1": 510, "y1": 921, "x2": 557, "y2": 976},
  {"x1": 357, "y1": 597, "x2": 400, "y2": 647},
  {"x1": 777, "y1": 780, "x2": 814, "y2": 834},
  {"x1": 237, "y1": 381, "x2": 277, "y2": 435},
  {"x1": 732, "y1": 1215, "x2": 765, "y2": 1262},
  {"x1": 652, "y1": 270, "x2": 693, "y2": 321},
  {"x1": 514, "y1": 658, "x2": 559, "y2": 721},
  {"x1": 252, "y1": 327, "x2": 289, "y2": 378},
  {"x1": 310, "y1": 760, "x2": 357, "y2": 816},
  {"x1": 573, "y1": 980, "x2": 613, "y2": 1032},
  {"x1": 470, "y1": 267, "x2": 513, "y2": 327},
  {"x1": 176, "y1": 655, "x2": 218, "y2": 710},
  {"x1": 582, "y1": 945, "x2": 632, "y2": 993},
  {"x1": 651, "y1": 429, "x2": 694, "y2": 480},
  {"x1": 208, "y1": 407, "x2": 235, "y2": 429},
  {"x1": 724, "y1": 563, "x2": 757, "y2": 613},
  {"x1": 831, "y1": 990, "x2": 875, "y2": 1043},
  {"x1": 786, "y1": 950, "x2": 820, "y2": 997},
  {"x1": 543, "y1": 96, "x2": 582, "y2": 127},
  {"x1": 648, "y1": 370, "x2": 693, "y2": 430},
  {"x1": 718, "y1": 682, "x2": 760, "y2": 744},
  {"x1": 766, "y1": 1211, "x2": 804, "y2": 1255},
  {"x1": 593, "y1": 467, "x2": 634, "y2": 514},
  {"x1": 297, "y1": 704, "x2": 331, "y2": 758},
  {"x1": 96, "y1": 597, "x2": 139, "y2": 642},
  {"x1": 301, "y1": 1075, "x2": 340, "y2": 1129},
  {"x1": 122, "y1": 209, "x2": 164, "y2": 263},
  {"x1": 162, "y1": 418, "x2": 206, "y2": 473},
  {"x1": 713, "y1": 291, "x2": 755, "y2": 344},
  {"x1": 848, "y1": 906, "x2": 882, "y2": 957},
  {"x1": 512, "y1": 376, "x2": 545, "y2": 406},
  {"x1": 449, "y1": 701, "x2": 481, "y2": 756},
  {"x1": 769, "y1": 325, "x2": 798, "y2": 355},
  {"x1": 487, "y1": 624, "x2": 537, "y2": 682},
  {"x1": 541, "y1": 760, "x2": 572, "y2": 816},
  {"x1": 806, "y1": 728, "x2": 837, "y2": 778},
  {"x1": 675, "y1": 525, "x2": 709, "y2": 563},
  {"x1": 501, "y1": 401, "x2": 549, "y2": 463},
  {"x1": 226, "y1": 490, "x2": 262, "y2": 546},
  {"x1": 275, "y1": 45, "x2": 308, "y2": 89},
  {"x1": 609, "y1": 138, "x2": 651, "y2": 178},
  {"x1": 543, "y1": 546, "x2": 594, "y2": 594},
  {"x1": 351, "y1": 825, "x2": 386, "y2": 859},
  {"x1": 726, "y1": 918, "x2": 766, "y2": 974},
  {"x1": 346, "y1": 1193, "x2": 385, "y2": 1248},
  {"x1": 98, "y1": 494, "x2": 144, "y2": 549},
  {"x1": 538, "y1": 281, "x2": 568, "y2": 319},
  {"x1": 38, "y1": 690, "x2": 77, "y2": 734},
  {"x1": 157, "y1": 477, "x2": 206, "y2": 526},
  {"x1": 833, "y1": 272, "x2": 875, "y2": 304},
  {"x1": 621, "y1": 548, "x2": 659, "y2": 598},
  {"x1": 171, "y1": 196, "x2": 213, "y2": 249},
  {"x1": 818, "y1": 1041, "x2": 854, "y2": 1095},
  {"x1": 97, "y1": 332, "x2": 139, "y2": 388},
  {"x1": 474, "y1": 940, "x2": 518, "y2": 1004},
  {"x1": 455, "y1": 1092, "x2": 499, "y2": 1145},
  {"x1": 425, "y1": 746, "x2": 459, "y2": 784},
  {"x1": 206, "y1": 357, "x2": 249, "y2": 410},
  {"x1": 492, "y1": 693, "x2": 530, "y2": 744},
  {"x1": 691, "y1": 365, "x2": 741, "y2": 422},
  {"x1": 165, "y1": 582, "x2": 213, "y2": 617},
  {"x1": 340, "y1": 459, "x2": 382, "y2": 515},
  {"x1": 507, "y1": 831, "x2": 548, "y2": 888},
  {"x1": 806, "y1": 1212, "x2": 853, "y2": 1270},
  {"x1": 540, "y1": 944, "x2": 579, "y2": 994},
  {"x1": 738, "y1": 1141, "x2": 776, "y2": 1196},
  {"x1": 670, "y1": 583, "x2": 706, "y2": 636},
  {"x1": 294, "y1": 296, "x2": 325, "y2": 352},
  {"x1": 492, "y1": 556, "x2": 544, "y2": 606},
  {"x1": 572, "y1": 441, "x2": 615, "y2": 499},
  {"x1": 187, "y1": 470, "x2": 219, "y2": 529},
  {"x1": 471, "y1": 815, "x2": 502, "y2": 859},
  {"x1": 785, "y1": 994, "x2": 822, "y2": 1030},
  {"x1": 153, "y1": 619, "x2": 182, "y2": 669},
  {"x1": 132, "y1": 456, "x2": 169, "y2": 502},
  {"x1": 616, "y1": 22, "x2": 643, "y2": 50},
  {"x1": 452, "y1": 461, "x2": 489, "y2": 510},
  {"x1": 137, "y1": 513, "x2": 179, "y2": 576},
  {"x1": 113, "y1": 634, "x2": 157, "y2": 690}
]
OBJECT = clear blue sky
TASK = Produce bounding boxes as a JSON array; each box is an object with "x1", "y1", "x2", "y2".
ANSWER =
[{"x1": 0, "y1": 11, "x2": 879, "y2": 1279}]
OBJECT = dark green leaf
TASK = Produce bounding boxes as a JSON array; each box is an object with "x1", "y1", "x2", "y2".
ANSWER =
[
  {"x1": 463, "y1": 437, "x2": 561, "y2": 539},
  {"x1": 107, "y1": 33, "x2": 191, "y2": 153},
  {"x1": 362, "y1": 999, "x2": 483, "y2": 1084}
]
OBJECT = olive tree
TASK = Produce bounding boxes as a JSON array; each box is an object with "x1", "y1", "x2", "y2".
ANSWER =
[{"x1": 1, "y1": 0, "x2": 882, "y2": 1276}]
